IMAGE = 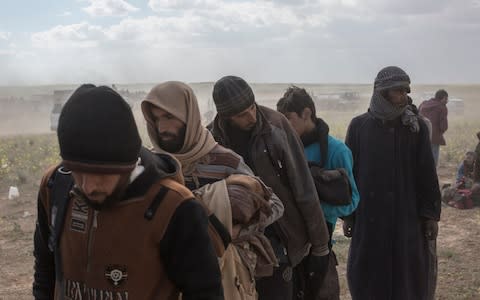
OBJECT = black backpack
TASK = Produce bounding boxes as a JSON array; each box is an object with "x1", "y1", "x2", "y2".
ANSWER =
[{"x1": 308, "y1": 136, "x2": 352, "y2": 206}]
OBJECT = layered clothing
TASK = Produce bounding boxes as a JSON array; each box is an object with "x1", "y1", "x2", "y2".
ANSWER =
[
  {"x1": 211, "y1": 105, "x2": 330, "y2": 266},
  {"x1": 33, "y1": 149, "x2": 222, "y2": 300},
  {"x1": 142, "y1": 81, "x2": 218, "y2": 174},
  {"x1": 299, "y1": 118, "x2": 360, "y2": 300},
  {"x1": 346, "y1": 105, "x2": 441, "y2": 299},
  {"x1": 142, "y1": 82, "x2": 283, "y2": 224},
  {"x1": 301, "y1": 118, "x2": 360, "y2": 227},
  {"x1": 142, "y1": 82, "x2": 283, "y2": 299}
]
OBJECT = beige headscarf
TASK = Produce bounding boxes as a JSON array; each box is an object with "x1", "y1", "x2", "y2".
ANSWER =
[{"x1": 142, "y1": 81, "x2": 217, "y2": 174}]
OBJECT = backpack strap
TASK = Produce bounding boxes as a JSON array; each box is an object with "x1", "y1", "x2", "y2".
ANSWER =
[
  {"x1": 316, "y1": 121, "x2": 329, "y2": 168},
  {"x1": 44, "y1": 165, "x2": 74, "y2": 293},
  {"x1": 318, "y1": 135, "x2": 329, "y2": 168},
  {"x1": 208, "y1": 213, "x2": 231, "y2": 255},
  {"x1": 144, "y1": 186, "x2": 169, "y2": 221},
  {"x1": 47, "y1": 166, "x2": 74, "y2": 252}
]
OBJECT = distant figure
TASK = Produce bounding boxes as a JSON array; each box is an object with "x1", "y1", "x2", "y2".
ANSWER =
[
  {"x1": 346, "y1": 66, "x2": 441, "y2": 300},
  {"x1": 456, "y1": 151, "x2": 476, "y2": 184},
  {"x1": 473, "y1": 132, "x2": 480, "y2": 205},
  {"x1": 419, "y1": 89, "x2": 449, "y2": 166},
  {"x1": 442, "y1": 151, "x2": 480, "y2": 209},
  {"x1": 33, "y1": 85, "x2": 223, "y2": 299},
  {"x1": 277, "y1": 86, "x2": 360, "y2": 300},
  {"x1": 475, "y1": 131, "x2": 480, "y2": 183},
  {"x1": 141, "y1": 81, "x2": 284, "y2": 299},
  {"x1": 210, "y1": 76, "x2": 330, "y2": 300}
]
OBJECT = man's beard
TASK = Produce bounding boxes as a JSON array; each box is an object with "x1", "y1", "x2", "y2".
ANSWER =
[
  {"x1": 71, "y1": 176, "x2": 130, "y2": 211},
  {"x1": 157, "y1": 125, "x2": 186, "y2": 153},
  {"x1": 228, "y1": 120, "x2": 255, "y2": 133}
]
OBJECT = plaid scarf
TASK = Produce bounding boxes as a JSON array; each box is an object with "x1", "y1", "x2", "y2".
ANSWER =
[{"x1": 369, "y1": 91, "x2": 419, "y2": 133}]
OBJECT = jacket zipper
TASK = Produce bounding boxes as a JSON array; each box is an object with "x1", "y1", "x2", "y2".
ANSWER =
[{"x1": 86, "y1": 210, "x2": 98, "y2": 272}]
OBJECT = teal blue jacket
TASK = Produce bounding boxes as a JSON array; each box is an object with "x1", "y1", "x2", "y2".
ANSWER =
[{"x1": 304, "y1": 135, "x2": 360, "y2": 226}]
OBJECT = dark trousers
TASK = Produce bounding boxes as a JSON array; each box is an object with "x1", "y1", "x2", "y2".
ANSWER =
[{"x1": 256, "y1": 263, "x2": 294, "y2": 300}]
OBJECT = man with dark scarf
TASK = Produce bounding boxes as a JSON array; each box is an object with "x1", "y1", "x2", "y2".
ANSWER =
[
  {"x1": 345, "y1": 66, "x2": 441, "y2": 300},
  {"x1": 277, "y1": 86, "x2": 360, "y2": 300}
]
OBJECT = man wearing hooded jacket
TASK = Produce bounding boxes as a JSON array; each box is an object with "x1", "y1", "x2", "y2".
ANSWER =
[
  {"x1": 141, "y1": 81, "x2": 284, "y2": 299},
  {"x1": 209, "y1": 76, "x2": 330, "y2": 300},
  {"x1": 33, "y1": 85, "x2": 222, "y2": 300},
  {"x1": 346, "y1": 66, "x2": 441, "y2": 300}
]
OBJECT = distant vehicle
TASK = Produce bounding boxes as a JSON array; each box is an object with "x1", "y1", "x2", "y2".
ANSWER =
[
  {"x1": 341, "y1": 91, "x2": 360, "y2": 101},
  {"x1": 50, "y1": 90, "x2": 73, "y2": 131},
  {"x1": 49, "y1": 86, "x2": 145, "y2": 131},
  {"x1": 447, "y1": 98, "x2": 465, "y2": 114},
  {"x1": 313, "y1": 91, "x2": 362, "y2": 111}
]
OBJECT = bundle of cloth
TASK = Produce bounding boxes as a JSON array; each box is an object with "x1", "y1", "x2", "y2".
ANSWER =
[{"x1": 193, "y1": 174, "x2": 279, "y2": 299}]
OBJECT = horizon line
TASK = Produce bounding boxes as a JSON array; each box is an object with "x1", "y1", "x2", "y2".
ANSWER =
[{"x1": 2, "y1": 81, "x2": 480, "y2": 88}]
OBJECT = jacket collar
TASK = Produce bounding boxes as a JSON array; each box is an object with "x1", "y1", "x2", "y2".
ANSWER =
[{"x1": 301, "y1": 118, "x2": 329, "y2": 147}]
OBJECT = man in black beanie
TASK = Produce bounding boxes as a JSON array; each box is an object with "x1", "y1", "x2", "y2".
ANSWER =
[
  {"x1": 33, "y1": 84, "x2": 223, "y2": 300},
  {"x1": 345, "y1": 66, "x2": 441, "y2": 299},
  {"x1": 210, "y1": 76, "x2": 331, "y2": 300}
]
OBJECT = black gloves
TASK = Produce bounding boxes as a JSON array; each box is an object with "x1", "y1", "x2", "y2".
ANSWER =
[
  {"x1": 306, "y1": 253, "x2": 329, "y2": 277},
  {"x1": 303, "y1": 253, "x2": 330, "y2": 299},
  {"x1": 342, "y1": 214, "x2": 355, "y2": 238}
]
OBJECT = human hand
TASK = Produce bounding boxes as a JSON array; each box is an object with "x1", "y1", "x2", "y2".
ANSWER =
[
  {"x1": 342, "y1": 216, "x2": 354, "y2": 238},
  {"x1": 306, "y1": 253, "x2": 328, "y2": 278},
  {"x1": 423, "y1": 219, "x2": 438, "y2": 240},
  {"x1": 303, "y1": 253, "x2": 329, "y2": 299}
]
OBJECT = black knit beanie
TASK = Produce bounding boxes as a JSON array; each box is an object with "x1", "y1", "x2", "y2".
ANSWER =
[
  {"x1": 374, "y1": 66, "x2": 411, "y2": 93},
  {"x1": 57, "y1": 84, "x2": 141, "y2": 174},
  {"x1": 212, "y1": 76, "x2": 255, "y2": 118}
]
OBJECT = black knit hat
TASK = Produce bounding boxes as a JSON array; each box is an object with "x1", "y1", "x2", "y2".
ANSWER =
[
  {"x1": 374, "y1": 66, "x2": 411, "y2": 93},
  {"x1": 57, "y1": 84, "x2": 141, "y2": 174},
  {"x1": 212, "y1": 76, "x2": 255, "y2": 118}
]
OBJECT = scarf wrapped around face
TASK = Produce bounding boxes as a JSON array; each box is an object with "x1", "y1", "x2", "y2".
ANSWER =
[
  {"x1": 369, "y1": 66, "x2": 419, "y2": 133},
  {"x1": 142, "y1": 81, "x2": 218, "y2": 174},
  {"x1": 369, "y1": 92, "x2": 419, "y2": 133}
]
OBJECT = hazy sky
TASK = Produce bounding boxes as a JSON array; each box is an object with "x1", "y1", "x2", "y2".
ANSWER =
[{"x1": 0, "y1": 0, "x2": 479, "y2": 85}]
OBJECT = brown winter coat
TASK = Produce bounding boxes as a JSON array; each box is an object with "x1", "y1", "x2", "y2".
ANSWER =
[{"x1": 211, "y1": 105, "x2": 330, "y2": 266}]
